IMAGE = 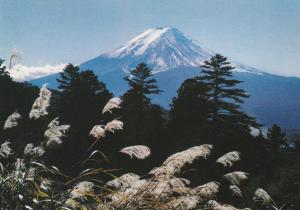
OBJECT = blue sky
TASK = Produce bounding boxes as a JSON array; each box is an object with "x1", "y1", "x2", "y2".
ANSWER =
[{"x1": 1, "y1": 0, "x2": 300, "y2": 76}]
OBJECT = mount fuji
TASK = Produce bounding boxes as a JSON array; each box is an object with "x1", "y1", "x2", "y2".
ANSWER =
[{"x1": 31, "y1": 27, "x2": 300, "y2": 129}]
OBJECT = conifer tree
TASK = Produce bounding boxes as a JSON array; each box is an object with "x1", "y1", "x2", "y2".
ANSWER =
[
  {"x1": 198, "y1": 54, "x2": 259, "y2": 133},
  {"x1": 121, "y1": 63, "x2": 165, "y2": 167},
  {"x1": 55, "y1": 64, "x2": 112, "y2": 173},
  {"x1": 267, "y1": 124, "x2": 288, "y2": 152},
  {"x1": 168, "y1": 78, "x2": 211, "y2": 148}
]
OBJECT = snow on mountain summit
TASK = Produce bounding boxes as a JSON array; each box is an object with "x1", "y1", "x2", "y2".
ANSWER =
[
  {"x1": 80, "y1": 27, "x2": 262, "y2": 74},
  {"x1": 81, "y1": 27, "x2": 215, "y2": 73}
]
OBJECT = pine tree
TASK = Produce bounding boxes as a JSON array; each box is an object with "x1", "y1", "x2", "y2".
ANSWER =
[
  {"x1": 121, "y1": 63, "x2": 165, "y2": 170},
  {"x1": 198, "y1": 54, "x2": 259, "y2": 133},
  {"x1": 267, "y1": 124, "x2": 288, "y2": 152},
  {"x1": 55, "y1": 64, "x2": 112, "y2": 173},
  {"x1": 168, "y1": 78, "x2": 211, "y2": 148}
]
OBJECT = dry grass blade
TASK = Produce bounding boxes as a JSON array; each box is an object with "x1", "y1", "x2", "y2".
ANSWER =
[
  {"x1": 120, "y1": 145, "x2": 151, "y2": 159},
  {"x1": 216, "y1": 151, "x2": 240, "y2": 167}
]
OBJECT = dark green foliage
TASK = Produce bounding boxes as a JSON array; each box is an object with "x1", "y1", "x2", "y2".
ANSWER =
[
  {"x1": 267, "y1": 124, "x2": 288, "y2": 152},
  {"x1": 120, "y1": 63, "x2": 167, "y2": 171},
  {"x1": 198, "y1": 54, "x2": 259, "y2": 134},
  {"x1": 168, "y1": 78, "x2": 211, "y2": 149},
  {"x1": 53, "y1": 64, "x2": 112, "y2": 174},
  {"x1": 0, "y1": 59, "x2": 39, "y2": 138}
]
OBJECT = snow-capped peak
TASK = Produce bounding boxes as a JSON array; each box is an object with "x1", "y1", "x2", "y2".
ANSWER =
[
  {"x1": 104, "y1": 27, "x2": 214, "y2": 73},
  {"x1": 81, "y1": 27, "x2": 263, "y2": 75}
]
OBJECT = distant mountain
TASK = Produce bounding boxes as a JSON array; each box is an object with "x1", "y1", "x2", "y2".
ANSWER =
[{"x1": 31, "y1": 27, "x2": 300, "y2": 129}]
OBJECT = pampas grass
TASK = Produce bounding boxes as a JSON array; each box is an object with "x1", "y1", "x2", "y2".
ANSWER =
[
  {"x1": 223, "y1": 171, "x2": 249, "y2": 186},
  {"x1": 216, "y1": 151, "x2": 240, "y2": 167},
  {"x1": 3, "y1": 111, "x2": 21, "y2": 130},
  {"x1": 150, "y1": 144, "x2": 213, "y2": 176},
  {"x1": 120, "y1": 145, "x2": 151, "y2": 159},
  {"x1": 105, "y1": 119, "x2": 123, "y2": 133},
  {"x1": 89, "y1": 125, "x2": 106, "y2": 140},
  {"x1": 44, "y1": 117, "x2": 70, "y2": 148},
  {"x1": 253, "y1": 188, "x2": 278, "y2": 209},
  {"x1": 102, "y1": 97, "x2": 122, "y2": 114},
  {"x1": 0, "y1": 140, "x2": 13, "y2": 158},
  {"x1": 29, "y1": 84, "x2": 51, "y2": 119}
]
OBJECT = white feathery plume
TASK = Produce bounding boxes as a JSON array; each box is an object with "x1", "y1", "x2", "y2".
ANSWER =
[
  {"x1": 102, "y1": 97, "x2": 122, "y2": 114},
  {"x1": 147, "y1": 177, "x2": 190, "y2": 197},
  {"x1": 216, "y1": 151, "x2": 240, "y2": 167},
  {"x1": 29, "y1": 84, "x2": 51, "y2": 119},
  {"x1": 207, "y1": 200, "x2": 237, "y2": 210},
  {"x1": 3, "y1": 111, "x2": 21, "y2": 130},
  {"x1": 0, "y1": 141, "x2": 13, "y2": 158},
  {"x1": 229, "y1": 185, "x2": 243, "y2": 197},
  {"x1": 253, "y1": 188, "x2": 278, "y2": 209},
  {"x1": 105, "y1": 173, "x2": 142, "y2": 190},
  {"x1": 24, "y1": 143, "x2": 45, "y2": 158},
  {"x1": 191, "y1": 181, "x2": 220, "y2": 198},
  {"x1": 105, "y1": 119, "x2": 123, "y2": 133},
  {"x1": 165, "y1": 196, "x2": 200, "y2": 210},
  {"x1": 223, "y1": 171, "x2": 249, "y2": 186},
  {"x1": 44, "y1": 118, "x2": 70, "y2": 149},
  {"x1": 105, "y1": 173, "x2": 147, "y2": 204},
  {"x1": 89, "y1": 125, "x2": 105, "y2": 139},
  {"x1": 149, "y1": 144, "x2": 213, "y2": 176},
  {"x1": 119, "y1": 145, "x2": 151, "y2": 159},
  {"x1": 70, "y1": 181, "x2": 95, "y2": 199}
]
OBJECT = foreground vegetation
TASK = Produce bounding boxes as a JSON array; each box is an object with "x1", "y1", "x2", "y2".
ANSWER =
[{"x1": 0, "y1": 55, "x2": 299, "y2": 209}]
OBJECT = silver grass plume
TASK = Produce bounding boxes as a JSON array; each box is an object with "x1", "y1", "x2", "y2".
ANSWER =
[
  {"x1": 24, "y1": 143, "x2": 45, "y2": 158},
  {"x1": 120, "y1": 145, "x2": 151, "y2": 159},
  {"x1": 29, "y1": 84, "x2": 51, "y2": 119},
  {"x1": 207, "y1": 200, "x2": 237, "y2": 210},
  {"x1": 223, "y1": 171, "x2": 249, "y2": 186},
  {"x1": 44, "y1": 118, "x2": 70, "y2": 149},
  {"x1": 3, "y1": 111, "x2": 21, "y2": 130},
  {"x1": 165, "y1": 196, "x2": 200, "y2": 210},
  {"x1": 253, "y1": 188, "x2": 278, "y2": 209},
  {"x1": 216, "y1": 151, "x2": 240, "y2": 167},
  {"x1": 149, "y1": 144, "x2": 213, "y2": 176},
  {"x1": 0, "y1": 141, "x2": 13, "y2": 158},
  {"x1": 191, "y1": 181, "x2": 220, "y2": 198},
  {"x1": 105, "y1": 173, "x2": 141, "y2": 190},
  {"x1": 105, "y1": 119, "x2": 123, "y2": 133},
  {"x1": 146, "y1": 177, "x2": 190, "y2": 197},
  {"x1": 70, "y1": 181, "x2": 95, "y2": 199},
  {"x1": 229, "y1": 185, "x2": 243, "y2": 197},
  {"x1": 89, "y1": 125, "x2": 105, "y2": 140},
  {"x1": 102, "y1": 97, "x2": 122, "y2": 114}
]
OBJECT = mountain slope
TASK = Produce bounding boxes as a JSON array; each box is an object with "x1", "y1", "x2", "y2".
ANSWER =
[{"x1": 31, "y1": 27, "x2": 300, "y2": 129}]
